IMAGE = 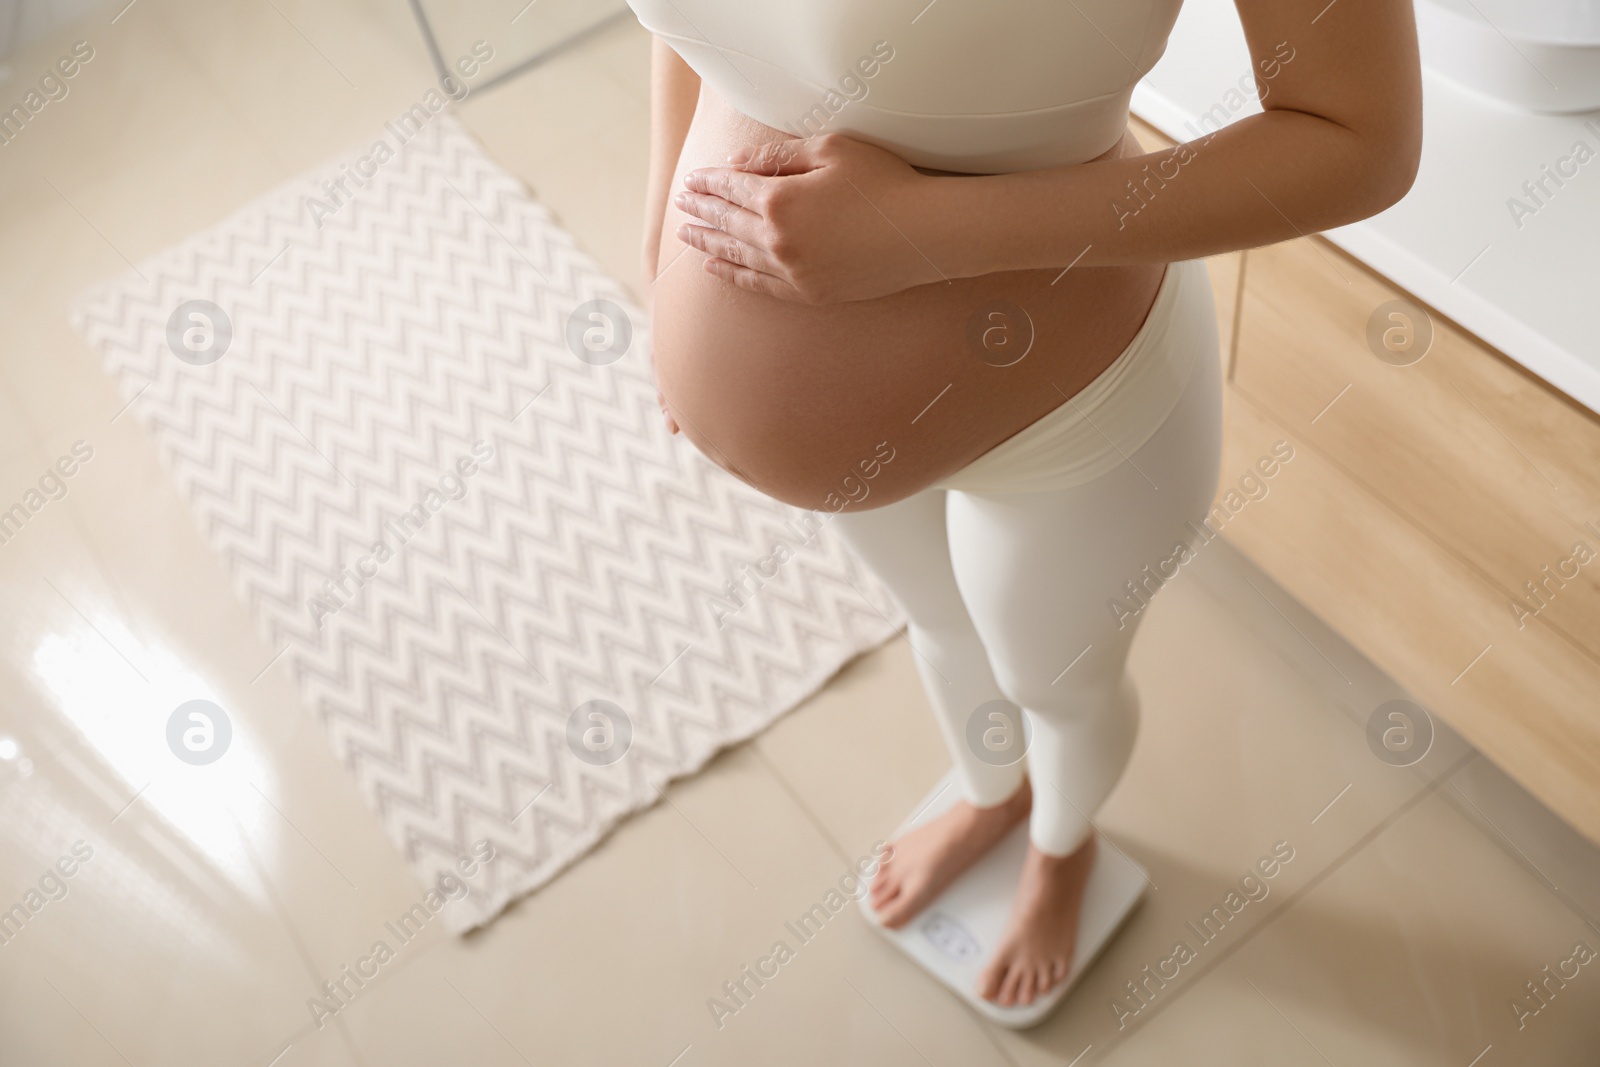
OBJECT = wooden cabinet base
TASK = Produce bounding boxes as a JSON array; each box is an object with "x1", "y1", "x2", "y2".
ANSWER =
[{"x1": 1219, "y1": 239, "x2": 1600, "y2": 846}]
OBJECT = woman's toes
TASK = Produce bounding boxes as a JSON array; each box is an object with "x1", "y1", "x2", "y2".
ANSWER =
[
  {"x1": 1024, "y1": 966, "x2": 1042, "y2": 1003},
  {"x1": 1036, "y1": 964, "x2": 1055, "y2": 999},
  {"x1": 879, "y1": 888, "x2": 919, "y2": 928},
  {"x1": 998, "y1": 963, "x2": 1023, "y2": 1006},
  {"x1": 978, "y1": 954, "x2": 1066, "y2": 1007},
  {"x1": 977, "y1": 961, "x2": 1004, "y2": 1003}
]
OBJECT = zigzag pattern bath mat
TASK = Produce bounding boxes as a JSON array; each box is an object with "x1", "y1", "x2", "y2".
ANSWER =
[{"x1": 70, "y1": 114, "x2": 900, "y2": 932}]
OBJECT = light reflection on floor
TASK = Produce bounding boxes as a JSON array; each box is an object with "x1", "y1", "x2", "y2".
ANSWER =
[{"x1": 29, "y1": 607, "x2": 278, "y2": 899}]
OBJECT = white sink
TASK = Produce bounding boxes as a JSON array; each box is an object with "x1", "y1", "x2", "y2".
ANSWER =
[{"x1": 1416, "y1": 0, "x2": 1600, "y2": 112}]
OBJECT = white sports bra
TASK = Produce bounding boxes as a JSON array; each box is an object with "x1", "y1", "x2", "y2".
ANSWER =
[{"x1": 627, "y1": 0, "x2": 1185, "y2": 173}]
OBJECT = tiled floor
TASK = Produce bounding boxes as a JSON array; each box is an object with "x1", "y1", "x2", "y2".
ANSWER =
[{"x1": 1, "y1": 2, "x2": 1597, "y2": 1065}]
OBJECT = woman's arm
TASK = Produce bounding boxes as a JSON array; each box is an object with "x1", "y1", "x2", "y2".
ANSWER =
[
  {"x1": 939, "y1": 0, "x2": 1423, "y2": 277},
  {"x1": 672, "y1": 0, "x2": 1423, "y2": 303},
  {"x1": 642, "y1": 36, "x2": 700, "y2": 288}
]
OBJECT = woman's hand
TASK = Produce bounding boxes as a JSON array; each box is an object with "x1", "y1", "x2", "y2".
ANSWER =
[{"x1": 674, "y1": 133, "x2": 945, "y2": 304}]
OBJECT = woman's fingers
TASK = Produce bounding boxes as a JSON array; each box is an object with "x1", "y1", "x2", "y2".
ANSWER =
[
  {"x1": 700, "y1": 256, "x2": 799, "y2": 300},
  {"x1": 674, "y1": 181, "x2": 792, "y2": 285},
  {"x1": 657, "y1": 391, "x2": 679, "y2": 434},
  {"x1": 673, "y1": 190, "x2": 783, "y2": 260},
  {"x1": 674, "y1": 219, "x2": 813, "y2": 300},
  {"x1": 681, "y1": 166, "x2": 775, "y2": 211},
  {"x1": 726, "y1": 136, "x2": 824, "y2": 176},
  {"x1": 675, "y1": 221, "x2": 783, "y2": 277},
  {"x1": 673, "y1": 187, "x2": 759, "y2": 234}
]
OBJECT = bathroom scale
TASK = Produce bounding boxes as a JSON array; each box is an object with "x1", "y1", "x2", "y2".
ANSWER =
[{"x1": 859, "y1": 771, "x2": 1149, "y2": 1029}]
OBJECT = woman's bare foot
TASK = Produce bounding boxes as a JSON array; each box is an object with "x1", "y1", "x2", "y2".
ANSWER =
[
  {"x1": 978, "y1": 835, "x2": 1097, "y2": 1007},
  {"x1": 868, "y1": 781, "x2": 1031, "y2": 929}
]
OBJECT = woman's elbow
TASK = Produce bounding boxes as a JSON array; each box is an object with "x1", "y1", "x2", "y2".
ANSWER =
[
  {"x1": 1274, "y1": 106, "x2": 1423, "y2": 227},
  {"x1": 1316, "y1": 136, "x2": 1420, "y2": 230},
  {"x1": 1346, "y1": 117, "x2": 1424, "y2": 220},
  {"x1": 1369, "y1": 131, "x2": 1422, "y2": 213}
]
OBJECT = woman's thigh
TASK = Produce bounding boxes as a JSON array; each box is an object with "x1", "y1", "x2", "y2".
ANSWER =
[
  {"x1": 945, "y1": 342, "x2": 1223, "y2": 709},
  {"x1": 828, "y1": 487, "x2": 971, "y2": 632}
]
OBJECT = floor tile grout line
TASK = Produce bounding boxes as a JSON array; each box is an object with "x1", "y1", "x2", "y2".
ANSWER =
[
  {"x1": 649, "y1": 781, "x2": 761, "y2": 891},
  {"x1": 249, "y1": 922, "x2": 460, "y2": 1063},
  {"x1": 1245, "y1": 976, "x2": 1339, "y2": 1066},
  {"x1": 749, "y1": 745, "x2": 1024, "y2": 1067},
  {"x1": 1180, "y1": 543, "x2": 1377, "y2": 720},
  {"x1": 1447, "y1": 779, "x2": 1559, "y2": 889},
  {"x1": 969, "y1": 1003, "x2": 1029, "y2": 1067},
  {"x1": 1242, "y1": 576, "x2": 1353, "y2": 687},
  {"x1": 844, "y1": 976, "x2": 939, "y2": 1066},
  {"x1": 333, "y1": 1013, "x2": 371, "y2": 1067},
  {"x1": 1173, "y1": 544, "x2": 1472, "y2": 800},
  {"x1": 1437, "y1": 756, "x2": 1600, "y2": 936},
  {"x1": 1092, "y1": 748, "x2": 1478, "y2": 1061},
  {"x1": 747, "y1": 743, "x2": 853, "y2": 869},
  {"x1": 42, "y1": 975, "x2": 137, "y2": 1066},
  {"x1": 226, "y1": 803, "x2": 375, "y2": 1067}
]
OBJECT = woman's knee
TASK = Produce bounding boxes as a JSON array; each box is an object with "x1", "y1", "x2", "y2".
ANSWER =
[
  {"x1": 988, "y1": 639, "x2": 1130, "y2": 717},
  {"x1": 991, "y1": 667, "x2": 1098, "y2": 720}
]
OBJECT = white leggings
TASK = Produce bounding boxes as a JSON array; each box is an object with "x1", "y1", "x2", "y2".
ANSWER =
[{"x1": 831, "y1": 263, "x2": 1223, "y2": 856}]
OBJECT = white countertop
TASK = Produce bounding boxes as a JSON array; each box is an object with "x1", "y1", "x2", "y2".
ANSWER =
[{"x1": 1132, "y1": 0, "x2": 1600, "y2": 415}]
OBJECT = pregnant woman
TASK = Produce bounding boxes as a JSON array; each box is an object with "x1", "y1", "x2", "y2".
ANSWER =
[{"x1": 634, "y1": 0, "x2": 1421, "y2": 1009}]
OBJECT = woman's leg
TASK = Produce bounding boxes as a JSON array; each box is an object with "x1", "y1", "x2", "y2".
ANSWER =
[
  {"x1": 829, "y1": 488, "x2": 1023, "y2": 809},
  {"x1": 946, "y1": 315, "x2": 1224, "y2": 1002},
  {"x1": 829, "y1": 488, "x2": 1032, "y2": 926}
]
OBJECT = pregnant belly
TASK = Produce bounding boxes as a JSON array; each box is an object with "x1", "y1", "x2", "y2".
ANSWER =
[{"x1": 650, "y1": 89, "x2": 1167, "y2": 512}]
